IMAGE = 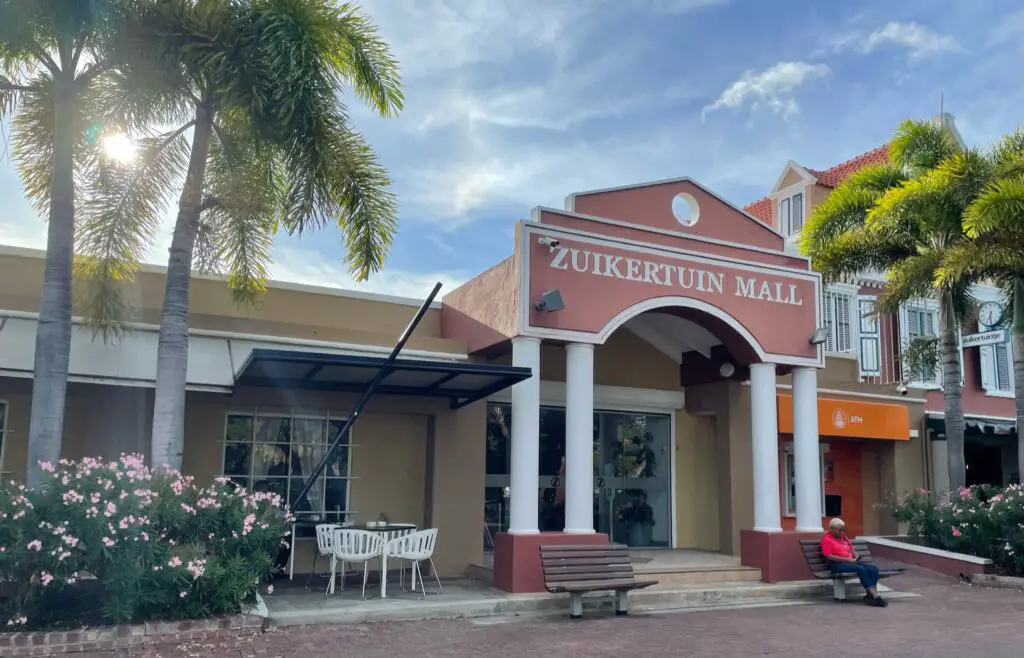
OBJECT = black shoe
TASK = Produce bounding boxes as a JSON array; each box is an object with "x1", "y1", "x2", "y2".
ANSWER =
[{"x1": 876, "y1": 596, "x2": 888, "y2": 607}]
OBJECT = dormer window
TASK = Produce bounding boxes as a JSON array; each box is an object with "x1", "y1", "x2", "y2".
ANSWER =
[{"x1": 778, "y1": 192, "x2": 804, "y2": 237}]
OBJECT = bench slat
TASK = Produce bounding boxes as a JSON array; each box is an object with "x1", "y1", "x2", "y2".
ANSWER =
[
  {"x1": 548, "y1": 578, "x2": 647, "y2": 591},
  {"x1": 544, "y1": 570, "x2": 636, "y2": 583},
  {"x1": 542, "y1": 557, "x2": 631, "y2": 567}
]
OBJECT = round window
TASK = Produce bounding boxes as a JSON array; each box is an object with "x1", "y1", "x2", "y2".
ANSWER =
[{"x1": 671, "y1": 193, "x2": 700, "y2": 227}]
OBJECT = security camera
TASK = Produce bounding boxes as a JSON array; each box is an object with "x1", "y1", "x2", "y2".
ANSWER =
[
  {"x1": 896, "y1": 383, "x2": 908, "y2": 396},
  {"x1": 537, "y1": 236, "x2": 560, "y2": 249}
]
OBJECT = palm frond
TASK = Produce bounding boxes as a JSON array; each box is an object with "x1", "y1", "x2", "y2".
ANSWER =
[
  {"x1": 963, "y1": 177, "x2": 1024, "y2": 239},
  {"x1": 938, "y1": 239, "x2": 1024, "y2": 286},
  {"x1": 800, "y1": 164, "x2": 904, "y2": 257},
  {"x1": 876, "y1": 251, "x2": 942, "y2": 314},
  {"x1": 326, "y1": 2, "x2": 404, "y2": 117},
  {"x1": 75, "y1": 124, "x2": 191, "y2": 337},
  {"x1": 202, "y1": 120, "x2": 278, "y2": 304},
  {"x1": 889, "y1": 118, "x2": 959, "y2": 174},
  {"x1": 805, "y1": 225, "x2": 912, "y2": 284},
  {"x1": 989, "y1": 127, "x2": 1024, "y2": 175}
]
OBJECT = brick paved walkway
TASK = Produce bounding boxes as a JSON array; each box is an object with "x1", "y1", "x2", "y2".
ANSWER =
[{"x1": 84, "y1": 567, "x2": 1024, "y2": 657}]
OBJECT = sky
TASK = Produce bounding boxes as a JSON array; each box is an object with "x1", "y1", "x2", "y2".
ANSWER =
[{"x1": 2, "y1": 0, "x2": 1023, "y2": 301}]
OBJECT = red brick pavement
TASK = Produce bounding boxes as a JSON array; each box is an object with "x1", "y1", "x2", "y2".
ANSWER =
[{"x1": 79, "y1": 567, "x2": 1024, "y2": 657}]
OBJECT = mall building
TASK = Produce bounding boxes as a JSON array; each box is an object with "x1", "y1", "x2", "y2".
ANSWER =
[{"x1": 0, "y1": 175, "x2": 929, "y2": 590}]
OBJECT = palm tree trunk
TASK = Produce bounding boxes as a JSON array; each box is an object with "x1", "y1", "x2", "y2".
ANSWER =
[
  {"x1": 1013, "y1": 278, "x2": 1024, "y2": 485},
  {"x1": 150, "y1": 104, "x2": 214, "y2": 470},
  {"x1": 940, "y1": 291, "x2": 967, "y2": 492},
  {"x1": 26, "y1": 74, "x2": 76, "y2": 487}
]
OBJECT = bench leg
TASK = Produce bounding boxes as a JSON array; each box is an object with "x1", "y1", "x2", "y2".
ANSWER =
[
  {"x1": 615, "y1": 590, "x2": 629, "y2": 617},
  {"x1": 569, "y1": 592, "x2": 584, "y2": 619},
  {"x1": 833, "y1": 579, "x2": 847, "y2": 602}
]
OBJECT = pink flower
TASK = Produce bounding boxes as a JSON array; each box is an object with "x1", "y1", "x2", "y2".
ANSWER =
[
  {"x1": 168, "y1": 556, "x2": 183, "y2": 568},
  {"x1": 179, "y1": 591, "x2": 188, "y2": 598},
  {"x1": 102, "y1": 537, "x2": 116, "y2": 547},
  {"x1": 40, "y1": 461, "x2": 55, "y2": 473},
  {"x1": 26, "y1": 540, "x2": 42, "y2": 552},
  {"x1": 951, "y1": 526, "x2": 962, "y2": 537},
  {"x1": 40, "y1": 572, "x2": 53, "y2": 586},
  {"x1": 266, "y1": 585, "x2": 274, "y2": 595}
]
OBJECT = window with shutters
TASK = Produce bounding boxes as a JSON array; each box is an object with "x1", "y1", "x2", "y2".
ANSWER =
[
  {"x1": 899, "y1": 300, "x2": 941, "y2": 386},
  {"x1": 777, "y1": 191, "x2": 804, "y2": 237},
  {"x1": 821, "y1": 287, "x2": 854, "y2": 354},
  {"x1": 857, "y1": 296, "x2": 881, "y2": 377},
  {"x1": 979, "y1": 318, "x2": 1014, "y2": 395}
]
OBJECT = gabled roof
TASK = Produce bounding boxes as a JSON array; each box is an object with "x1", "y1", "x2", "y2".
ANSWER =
[
  {"x1": 742, "y1": 143, "x2": 891, "y2": 225},
  {"x1": 806, "y1": 144, "x2": 890, "y2": 189}
]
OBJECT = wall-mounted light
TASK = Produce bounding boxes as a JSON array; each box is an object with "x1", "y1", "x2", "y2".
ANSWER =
[
  {"x1": 809, "y1": 327, "x2": 829, "y2": 345},
  {"x1": 719, "y1": 362, "x2": 736, "y2": 378},
  {"x1": 535, "y1": 289, "x2": 565, "y2": 312}
]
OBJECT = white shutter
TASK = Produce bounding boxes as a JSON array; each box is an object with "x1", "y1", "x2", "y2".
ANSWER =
[
  {"x1": 835, "y1": 294, "x2": 852, "y2": 352},
  {"x1": 823, "y1": 291, "x2": 835, "y2": 352},
  {"x1": 980, "y1": 343, "x2": 997, "y2": 391},
  {"x1": 791, "y1": 193, "x2": 804, "y2": 233},
  {"x1": 995, "y1": 343, "x2": 1011, "y2": 390},
  {"x1": 858, "y1": 296, "x2": 881, "y2": 376}
]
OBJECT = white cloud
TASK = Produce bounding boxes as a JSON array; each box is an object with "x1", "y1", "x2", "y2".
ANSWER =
[
  {"x1": 270, "y1": 244, "x2": 468, "y2": 299},
  {"x1": 833, "y1": 22, "x2": 965, "y2": 60},
  {"x1": 701, "y1": 62, "x2": 830, "y2": 120}
]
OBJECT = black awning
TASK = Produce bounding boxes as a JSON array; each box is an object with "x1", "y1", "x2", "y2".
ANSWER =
[
  {"x1": 926, "y1": 414, "x2": 1017, "y2": 437},
  {"x1": 234, "y1": 348, "x2": 531, "y2": 409}
]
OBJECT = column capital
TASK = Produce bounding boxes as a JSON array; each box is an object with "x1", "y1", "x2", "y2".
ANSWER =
[
  {"x1": 511, "y1": 335, "x2": 542, "y2": 346},
  {"x1": 749, "y1": 362, "x2": 777, "y2": 373},
  {"x1": 565, "y1": 342, "x2": 595, "y2": 352}
]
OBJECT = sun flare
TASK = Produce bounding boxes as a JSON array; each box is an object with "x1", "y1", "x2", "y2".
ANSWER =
[{"x1": 102, "y1": 133, "x2": 137, "y2": 164}]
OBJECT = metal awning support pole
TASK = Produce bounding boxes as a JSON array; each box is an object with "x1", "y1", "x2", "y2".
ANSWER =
[{"x1": 289, "y1": 281, "x2": 443, "y2": 514}]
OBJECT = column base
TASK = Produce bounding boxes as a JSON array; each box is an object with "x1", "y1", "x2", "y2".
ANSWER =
[
  {"x1": 740, "y1": 530, "x2": 824, "y2": 582},
  {"x1": 493, "y1": 531, "x2": 609, "y2": 593}
]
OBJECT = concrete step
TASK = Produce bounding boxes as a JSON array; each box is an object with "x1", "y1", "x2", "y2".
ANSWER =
[
  {"x1": 636, "y1": 565, "x2": 763, "y2": 587},
  {"x1": 265, "y1": 578, "x2": 862, "y2": 627}
]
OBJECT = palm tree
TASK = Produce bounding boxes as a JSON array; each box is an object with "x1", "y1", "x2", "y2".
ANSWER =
[
  {"x1": 802, "y1": 119, "x2": 988, "y2": 492},
  {"x1": 1, "y1": 0, "x2": 141, "y2": 486},
  {"x1": 937, "y1": 129, "x2": 1024, "y2": 484},
  {"x1": 75, "y1": 0, "x2": 402, "y2": 469}
]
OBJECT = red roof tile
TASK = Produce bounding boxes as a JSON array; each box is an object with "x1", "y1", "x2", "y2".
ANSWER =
[
  {"x1": 743, "y1": 196, "x2": 772, "y2": 225},
  {"x1": 743, "y1": 144, "x2": 891, "y2": 228},
  {"x1": 805, "y1": 144, "x2": 889, "y2": 188}
]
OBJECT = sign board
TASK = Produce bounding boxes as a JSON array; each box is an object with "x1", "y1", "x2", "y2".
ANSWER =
[{"x1": 961, "y1": 329, "x2": 1009, "y2": 349}]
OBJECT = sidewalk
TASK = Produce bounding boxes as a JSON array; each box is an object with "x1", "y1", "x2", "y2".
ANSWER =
[{"x1": 79, "y1": 566, "x2": 1024, "y2": 657}]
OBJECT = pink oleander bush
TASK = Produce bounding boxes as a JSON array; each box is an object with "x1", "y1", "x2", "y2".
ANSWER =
[
  {"x1": 890, "y1": 484, "x2": 1024, "y2": 576},
  {"x1": 0, "y1": 455, "x2": 291, "y2": 631}
]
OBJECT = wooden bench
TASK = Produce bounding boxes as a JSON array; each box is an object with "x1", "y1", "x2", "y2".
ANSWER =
[
  {"x1": 540, "y1": 544, "x2": 658, "y2": 619},
  {"x1": 799, "y1": 539, "x2": 906, "y2": 601}
]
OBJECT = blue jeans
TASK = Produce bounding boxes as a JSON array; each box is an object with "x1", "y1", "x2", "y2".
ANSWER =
[{"x1": 830, "y1": 562, "x2": 880, "y2": 591}]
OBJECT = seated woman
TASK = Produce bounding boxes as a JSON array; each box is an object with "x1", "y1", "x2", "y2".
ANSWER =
[{"x1": 821, "y1": 518, "x2": 887, "y2": 607}]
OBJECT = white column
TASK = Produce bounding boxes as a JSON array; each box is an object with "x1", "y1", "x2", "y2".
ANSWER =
[
  {"x1": 750, "y1": 362, "x2": 782, "y2": 532},
  {"x1": 792, "y1": 367, "x2": 823, "y2": 531},
  {"x1": 564, "y1": 343, "x2": 595, "y2": 534},
  {"x1": 508, "y1": 336, "x2": 541, "y2": 534}
]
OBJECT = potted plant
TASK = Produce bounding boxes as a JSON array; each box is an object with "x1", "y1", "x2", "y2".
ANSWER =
[{"x1": 617, "y1": 489, "x2": 655, "y2": 547}]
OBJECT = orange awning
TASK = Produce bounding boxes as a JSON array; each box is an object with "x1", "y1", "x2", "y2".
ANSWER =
[{"x1": 777, "y1": 394, "x2": 910, "y2": 441}]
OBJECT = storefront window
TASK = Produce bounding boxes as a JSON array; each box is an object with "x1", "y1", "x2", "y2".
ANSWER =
[
  {"x1": 223, "y1": 409, "x2": 352, "y2": 537},
  {"x1": 0, "y1": 401, "x2": 7, "y2": 475},
  {"x1": 484, "y1": 402, "x2": 672, "y2": 549}
]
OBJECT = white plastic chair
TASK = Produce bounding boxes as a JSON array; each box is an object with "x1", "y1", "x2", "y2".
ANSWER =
[
  {"x1": 306, "y1": 522, "x2": 353, "y2": 591},
  {"x1": 331, "y1": 529, "x2": 385, "y2": 599},
  {"x1": 385, "y1": 529, "x2": 442, "y2": 598},
  {"x1": 380, "y1": 527, "x2": 415, "y2": 591}
]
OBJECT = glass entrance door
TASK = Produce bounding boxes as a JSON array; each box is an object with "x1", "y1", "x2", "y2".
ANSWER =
[
  {"x1": 484, "y1": 403, "x2": 672, "y2": 550},
  {"x1": 595, "y1": 412, "x2": 672, "y2": 547}
]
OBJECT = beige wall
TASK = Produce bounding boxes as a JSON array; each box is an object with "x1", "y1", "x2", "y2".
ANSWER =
[{"x1": 0, "y1": 247, "x2": 465, "y2": 356}]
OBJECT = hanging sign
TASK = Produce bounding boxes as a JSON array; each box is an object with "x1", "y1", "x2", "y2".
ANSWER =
[{"x1": 962, "y1": 329, "x2": 1009, "y2": 348}]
